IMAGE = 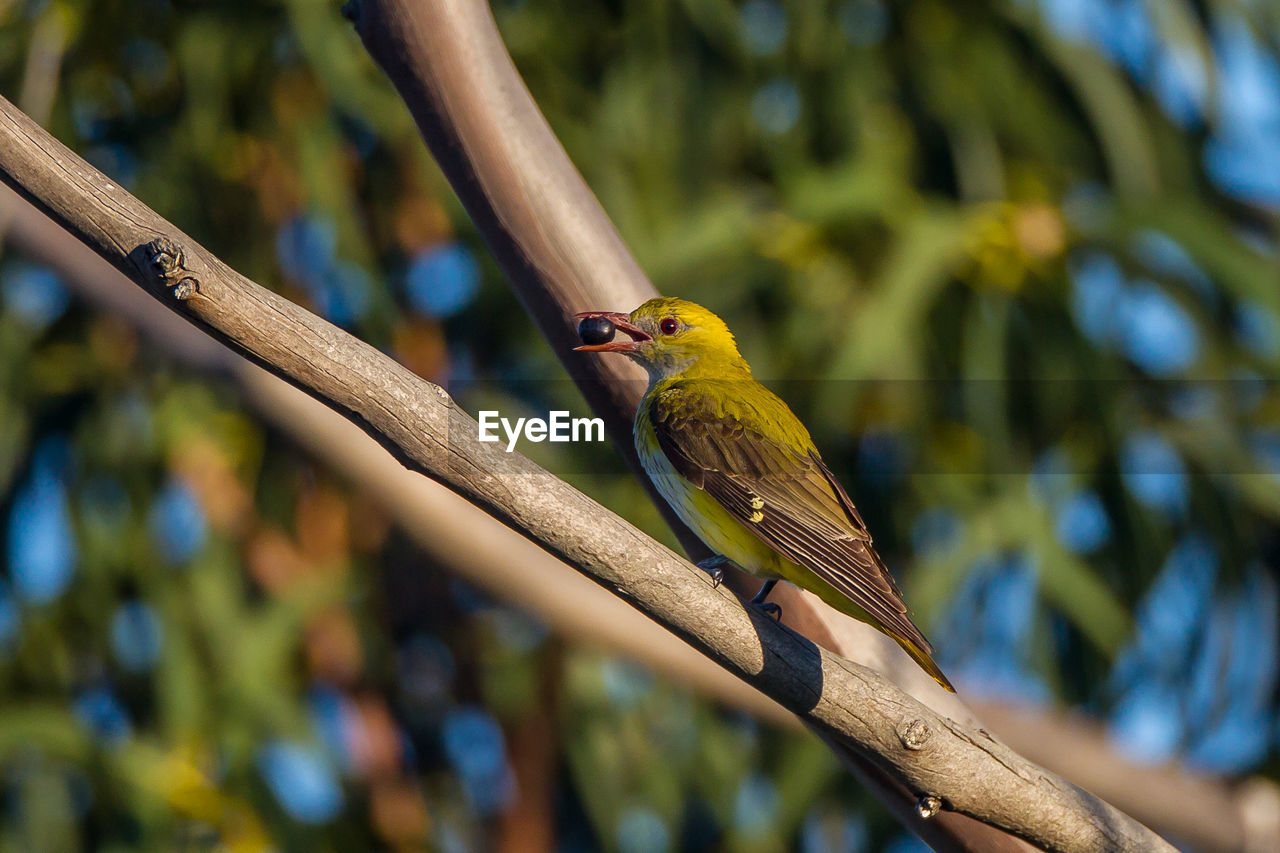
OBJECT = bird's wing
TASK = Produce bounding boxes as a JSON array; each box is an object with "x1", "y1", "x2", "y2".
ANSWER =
[{"x1": 648, "y1": 384, "x2": 931, "y2": 653}]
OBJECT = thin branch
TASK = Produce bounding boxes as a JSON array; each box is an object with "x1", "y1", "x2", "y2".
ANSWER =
[{"x1": 0, "y1": 96, "x2": 1173, "y2": 853}]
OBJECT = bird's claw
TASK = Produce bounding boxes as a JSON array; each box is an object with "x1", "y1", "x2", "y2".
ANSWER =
[
  {"x1": 752, "y1": 601, "x2": 783, "y2": 621},
  {"x1": 696, "y1": 556, "x2": 732, "y2": 588}
]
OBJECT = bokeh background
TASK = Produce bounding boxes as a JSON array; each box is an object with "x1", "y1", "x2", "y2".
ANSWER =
[{"x1": 2, "y1": 0, "x2": 1279, "y2": 850}]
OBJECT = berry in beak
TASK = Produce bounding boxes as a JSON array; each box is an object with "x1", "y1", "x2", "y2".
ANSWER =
[{"x1": 573, "y1": 311, "x2": 652, "y2": 352}]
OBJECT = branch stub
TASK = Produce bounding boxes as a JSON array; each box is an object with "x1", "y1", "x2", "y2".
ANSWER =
[
  {"x1": 897, "y1": 717, "x2": 932, "y2": 751},
  {"x1": 916, "y1": 795, "x2": 943, "y2": 820}
]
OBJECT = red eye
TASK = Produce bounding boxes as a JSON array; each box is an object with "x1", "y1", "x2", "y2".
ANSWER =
[{"x1": 659, "y1": 317, "x2": 679, "y2": 335}]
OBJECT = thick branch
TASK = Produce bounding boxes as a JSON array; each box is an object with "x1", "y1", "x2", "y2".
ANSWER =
[
  {"x1": 8, "y1": 184, "x2": 1277, "y2": 853},
  {"x1": 0, "y1": 96, "x2": 1172, "y2": 852},
  {"x1": 979, "y1": 703, "x2": 1280, "y2": 853},
  {"x1": 0, "y1": 180, "x2": 781, "y2": 722},
  {"x1": 344, "y1": 0, "x2": 684, "y2": 543},
  {"x1": 0, "y1": 180, "x2": 792, "y2": 730},
  {"x1": 13, "y1": 186, "x2": 1274, "y2": 853}
]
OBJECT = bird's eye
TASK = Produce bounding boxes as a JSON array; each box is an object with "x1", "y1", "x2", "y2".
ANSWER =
[{"x1": 659, "y1": 317, "x2": 680, "y2": 335}]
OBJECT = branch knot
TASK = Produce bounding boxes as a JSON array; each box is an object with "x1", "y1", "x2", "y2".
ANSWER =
[
  {"x1": 146, "y1": 237, "x2": 200, "y2": 300},
  {"x1": 897, "y1": 717, "x2": 932, "y2": 751}
]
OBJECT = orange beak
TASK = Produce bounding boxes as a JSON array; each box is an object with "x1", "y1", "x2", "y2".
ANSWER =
[{"x1": 572, "y1": 311, "x2": 653, "y2": 352}]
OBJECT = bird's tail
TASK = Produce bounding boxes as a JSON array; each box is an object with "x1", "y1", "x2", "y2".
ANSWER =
[
  {"x1": 786, "y1": 569, "x2": 956, "y2": 691},
  {"x1": 890, "y1": 631, "x2": 955, "y2": 693}
]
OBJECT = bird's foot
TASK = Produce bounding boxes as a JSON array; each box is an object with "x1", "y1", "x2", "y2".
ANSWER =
[
  {"x1": 696, "y1": 555, "x2": 736, "y2": 588},
  {"x1": 751, "y1": 600, "x2": 783, "y2": 621},
  {"x1": 749, "y1": 579, "x2": 781, "y2": 620}
]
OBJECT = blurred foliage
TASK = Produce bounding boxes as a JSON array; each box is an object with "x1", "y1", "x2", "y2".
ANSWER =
[{"x1": 1, "y1": 0, "x2": 1279, "y2": 850}]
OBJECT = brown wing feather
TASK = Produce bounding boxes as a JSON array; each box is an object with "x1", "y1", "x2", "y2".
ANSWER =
[{"x1": 649, "y1": 386, "x2": 932, "y2": 653}]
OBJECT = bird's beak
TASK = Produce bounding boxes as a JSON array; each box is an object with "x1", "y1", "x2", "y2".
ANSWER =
[{"x1": 572, "y1": 311, "x2": 653, "y2": 352}]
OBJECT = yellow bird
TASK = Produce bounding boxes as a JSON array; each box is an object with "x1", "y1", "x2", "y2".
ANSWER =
[{"x1": 575, "y1": 297, "x2": 953, "y2": 691}]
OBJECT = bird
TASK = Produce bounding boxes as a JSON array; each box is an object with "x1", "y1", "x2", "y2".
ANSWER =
[{"x1": 574, "y1": 297, "x2": 954, "y2": 692}]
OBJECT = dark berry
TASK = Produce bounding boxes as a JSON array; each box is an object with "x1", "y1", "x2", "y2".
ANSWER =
[{"x1": 577, "y1": 316, "x2": 616, "y2": 345}]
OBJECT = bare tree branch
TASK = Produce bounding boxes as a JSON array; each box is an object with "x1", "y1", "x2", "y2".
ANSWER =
[
  {"x1": 0, "y1": 179, "x2": 792, "y2": 729},
  {"x1": 979, "y1": 703, "x2": 1280, "y2": 853},
  {"x1": 0, "y1": 96, "x2": 1174, "y2": 852},
  {"x1": 347, "y1": 0, "x2": 675, "y2": 527},
  {"x1": 7, "y1": 174, "x2": 1277, "y2": 852}
]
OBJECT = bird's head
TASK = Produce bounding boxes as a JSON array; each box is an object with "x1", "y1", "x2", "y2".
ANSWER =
[{"x1": 574, "y1": 297, "x2": 750, "y2": 381}]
